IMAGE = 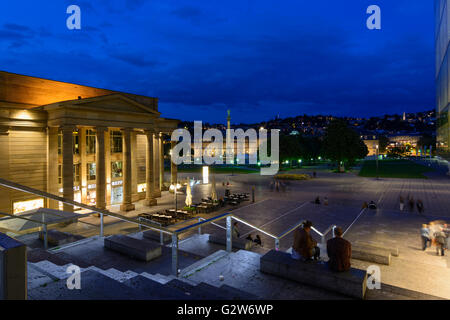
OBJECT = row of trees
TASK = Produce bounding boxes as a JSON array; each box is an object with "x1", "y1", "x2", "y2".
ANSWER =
[{"x1": 279, "y1": 119, "x2": 369, "y2": 170}]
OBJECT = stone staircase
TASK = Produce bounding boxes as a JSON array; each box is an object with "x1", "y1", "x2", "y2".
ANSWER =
[{"x1": 27, "y1": 250, "x2": 258, "y2": 300}]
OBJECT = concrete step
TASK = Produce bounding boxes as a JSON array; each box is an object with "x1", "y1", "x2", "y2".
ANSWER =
[
  {"x1": 27, "y1": 263, "x2": 56, "y2": 290},
  {"x1": 28, "y1": 269, "x2": 154, "y2": 300},
  {"x1": 180, "y1": 249, "x2": 229, "y2": 278},
  {"x1": 32, "y1": 260, "x2": 76, "y2": 280},
  {"x1": 365, "y1": 283, "x2": 444, "y2": 300},
  {"x1": 166, "y1": 279, "x2": 232, "y2": 300},
  {"x1": 140, "y1": 272, "x2": 172, "y2": 284},
  {"x1": 122, "y1": 275, "x2": 192, "y2": 299},
  {"x1": 219, "y1": 284, "x2": 259, "y2": 300},
  {"x1": 195, "y1": 282, "x2": 247, "y2": 300}
]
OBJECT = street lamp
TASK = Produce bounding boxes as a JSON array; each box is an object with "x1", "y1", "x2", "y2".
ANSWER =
[
  {"x1": 170, "y1": 183, "x2": 182, "y2": 212},
  {"x1": 375, "y1": 144, "x2": 379, "y2": 180}
]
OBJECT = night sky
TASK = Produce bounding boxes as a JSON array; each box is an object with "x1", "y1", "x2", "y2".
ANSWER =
[{"x1": 0, "y1": 0, "x2": 435, "y2": 124}]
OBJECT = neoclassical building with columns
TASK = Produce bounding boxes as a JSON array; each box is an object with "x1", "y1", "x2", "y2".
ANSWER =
[{"x1": 0, "y1": 71, "x2": 179, "y2": 215}]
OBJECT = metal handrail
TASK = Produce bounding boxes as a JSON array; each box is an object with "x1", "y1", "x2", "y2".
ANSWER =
[
  {"x1": 230, "y1": 216, "x2": 278, "y2": 239},
  {"x1": 0, "y1": 178, "x2": 174, "y2": 236},
  {"x1": 342, "y1": 208, "x2": 366, "y2": 237},
  {"x1": 198, "y1": 217, "x2": 227, "y2": 230}
]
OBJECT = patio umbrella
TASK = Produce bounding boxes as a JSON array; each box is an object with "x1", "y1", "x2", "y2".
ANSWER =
[
  {"x1": 185, "y1": 178, "x2": 193, "y2": 207},
  {"x1": 211, "y1": 174, "x2": 217, "y2": 201}
]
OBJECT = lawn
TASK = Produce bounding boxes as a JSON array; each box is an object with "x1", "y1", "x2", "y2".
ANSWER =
[{"x1": 358, "y1": 159, "x2": 434, "y2": 179}]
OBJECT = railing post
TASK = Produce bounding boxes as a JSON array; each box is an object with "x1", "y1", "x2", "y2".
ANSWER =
[
  {"x1": 198, "y1": 217, "x2": 202, "y2": 235},
  {"x1": 100, "y1": 213, "x2": 104, "y2": 237},
  {"x1": 275, "y1": 238, "x2": 280, "y2": 251},
  {"x1": 171, "y1": 233, "x2": 179, "y2": 277},
  {"x1": 138, "y1": 217, "x2": 142, "y2": 232},
  {"x1": 43, "y1": 224, "x2": 48, "y2": 250},
  {"x1": 332, "y1": 225, "x2": 336, "y2": 238},
  {"x1": 226, "y1": 216, "x2": 232, "y2": 252},
  {"x1": 321, "y1": 235, "x2": 325, "y2": 245}
]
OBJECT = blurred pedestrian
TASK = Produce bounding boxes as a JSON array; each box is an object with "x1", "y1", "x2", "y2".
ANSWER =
[
  {"x1": 315, "y1": 196, "x2": 321, "y2": 205},
  {"x1": 434, "y1": 227, "x2": 447, "y2": 256},
  {"x1": 421, "y1": 224, "x2": 431, "y2": 251},
  {"x1": 399, "y1": 196, "x2": 405, "y2": 211},
  {"x1": 233, "y1": 222, "x2": 240, "y2": 239},
  {"x1": 408, "y1": 196, "x2": 415, "y2": 212},
  {"x1": 253, "y1": 235, "x2": 262, "y2": 247},
  {"x1": 416, "y1": 200, "x2": 424, "y2": 214},
  {"x1": 324, "y1": 197, "x2": 328, "y2": 206}
]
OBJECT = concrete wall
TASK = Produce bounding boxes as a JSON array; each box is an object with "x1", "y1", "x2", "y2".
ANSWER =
[{"x1": 0, "y1": 129, "x2": 47, "y2": 214}]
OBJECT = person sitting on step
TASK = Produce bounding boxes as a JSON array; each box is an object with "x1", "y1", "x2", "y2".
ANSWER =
[
  {"x1": 326, "y1": 227, "x2": 351, "y2": 272},
  {"x1": 291, "y1": 220, "x2": 320, "y2": 261}
]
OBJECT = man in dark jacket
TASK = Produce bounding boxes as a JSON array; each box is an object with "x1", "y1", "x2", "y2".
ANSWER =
[
  {"x1": 292, "y1": 220, "x2": 320, "y2": 261},
  {"x1": 326, "y1": 227, "x2": 351, "y2": 272}
]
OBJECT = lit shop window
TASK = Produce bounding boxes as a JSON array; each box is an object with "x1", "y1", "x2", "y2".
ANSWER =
[
  {"x1": 137, "y1": 183, "x2": 146, "y2": 193},
  {"x1": 74, "y1": 164, "x2": 81, "y2": 183},
  {"x1": 111, "y1": 161, "x2": 123, "y2": 178},
  {"x1": 13, "y1": 198, "x2": 44, "y2": 215},
  {"x1": 87, "y1": 163, "x2": 96, "y2": 181}
]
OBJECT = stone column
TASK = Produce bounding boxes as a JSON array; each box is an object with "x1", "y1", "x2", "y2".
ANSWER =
[
  {"x1": 96, "y1": 127, "x2": 107, "y2": 210},
  {"x1": 170, "y1": 140, "x2": 178, "y2": 185},
  {"x1": 145, "y1": 131, "x2": 157, "y2": 206},
  {"x1": 61, "y1": 126, "x2": 74, "y2": 213},
  {"x1": 131, "y1": 131, "x2": 139, "y2": 202},
  {"x1": 159, "y1": 133, "x2": 164, "y2": 191},
  {"x1": 120, "y1": 128, "x2": 135, "y2": 211},
  {"x1": 47, "y1": 127, "x2": 59, "y2": 210},
  {"x1": 80, "y1": 128, "x2": 87, "y2": 204},
  {"x1": 153, "y1": 134, "x2": 161, "y2": 197}
]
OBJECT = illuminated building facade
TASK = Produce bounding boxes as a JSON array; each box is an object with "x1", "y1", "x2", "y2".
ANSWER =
[
  {"x1": 0, "y1": 71, "x2": 178, "y2": 215},
  {"x1": 436, "y1": 0, "x2": 450, "y2": 158}
]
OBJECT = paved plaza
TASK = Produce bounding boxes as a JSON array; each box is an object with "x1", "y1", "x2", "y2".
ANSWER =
[{"x1": 18, "y1": 165, "x2": 450, "y2": 298}]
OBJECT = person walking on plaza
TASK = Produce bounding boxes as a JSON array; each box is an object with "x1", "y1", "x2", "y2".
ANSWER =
[
  {"x1": 421, "y1": 224, "x2": 431, "y2": 251},
  {"x1": 291, "y1": 220, "x2": 320, "y2": 261},
  {"x1": 399, "y1": 196, "x2": 405, "y2": 211},
  {"x1": 232, "y1": 222, "x2": 240, "y2": 239},
  {"x1": 434, "y1": 227, "x2": 447, "y2": 256},
  {"x1": 314, "y1": 196, "x2": 321, "y2": 205},
  {"x1": 416, "y1": 199, "x2": 424, "y2": 214},
  {"x1": 324, "y1": 197, "x2": 328, "y2": 206},
  {"x1": 408, "y1": 196, "x2": 415, "y2": 212},
  {"x1": 327, "y1": 227, "x2": 352, "y2": 272},
  {"x1": 253, "y1": 234, "x2": 262, "y2": 247}
]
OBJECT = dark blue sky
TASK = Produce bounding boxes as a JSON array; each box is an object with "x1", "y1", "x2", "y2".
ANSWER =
[{"x1": 0, "y1": 0, "x2": 435, "y2": 124}]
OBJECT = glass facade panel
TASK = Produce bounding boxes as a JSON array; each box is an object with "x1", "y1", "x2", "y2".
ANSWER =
[
  {"x1": 436, "y1": 0, "x2": 450, "y2": 159},
  {"x1": 111, "y1": 186, "x2": 123, "y2": 204},
  {"x1": 111, "y1": 161, "x2": 123, "y2": 178},
  {"x1": 86, "y1": 129, "x2": 96, "y2": 154},
  {"x1": 87, "y1": 163, "x2": 96, "y2": 181},
  {"x1": 110, "y1": 130, "x2": 123, "y2": 153}
]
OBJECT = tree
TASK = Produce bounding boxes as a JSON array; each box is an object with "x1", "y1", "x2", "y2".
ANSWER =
[
  {"x1": 378, "y1": 135, "x2": 389, "y2": 153},
  {"x1": 417, "y1": 133, "x2": 436, "y2": 149},
  {"x1": 322, "y1": 120, "x2": 368, "y2": 171}
]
